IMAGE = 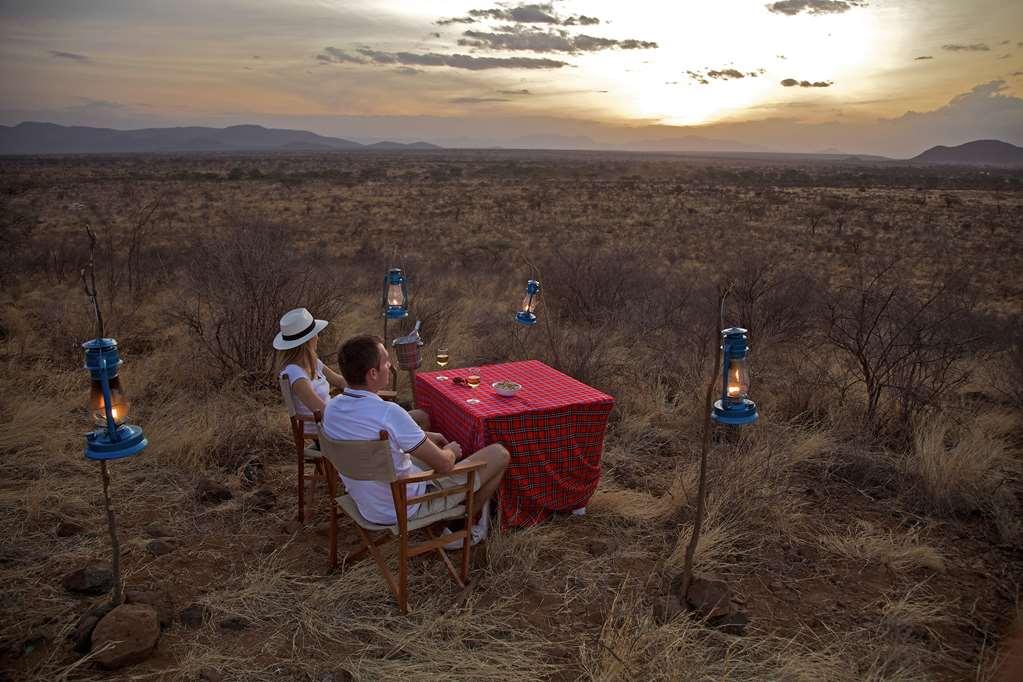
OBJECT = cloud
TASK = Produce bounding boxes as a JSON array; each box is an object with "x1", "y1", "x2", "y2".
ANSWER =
[
  {"x1": 439, "y1": 4, "x2": 601, "y2": 27},
  {"x1": 1012, "y1": 71, "x2": 1023, "y2": 77},
  {"x1": 319, "y1": 47, "x2": 366, "y2": 64},
  {"x1": 766, "y1": 1, "x2": 866, "y2": 16},
  {"x1": 941, "y1": 43, "x2": 990, "y2": 52},
  {"x1": 686, "y1": 67, "x2": 765, "y2": 84},
  {"x1": 781, "y1": 78, "x2": 832, "y2": 87},
  {"x1": 914, "y1": 55, "x2": 933, "y2": 60},
  {"x1": 457, "y1": 27, "x2": 655, "y2": 53},
  {"x1": 998, "y1": 53, "x2": 1011, "y2": 59},
  {"x1": 356, "y1": 48, "x2": 398, "y2": 64},
  {"x1": 49, "y1": 50, "x2": 89, "y2": 62},
  {"x1": 395, "y1": 66, "x2": 421, "y2": 75},
  {"x1": 318, "y1": 46, "x2": 567, "y2": 70},
  {"x1": 449, "y1": 96, "x2": 510, "y2": 103},
  {"x1": 497, "y1": 89, "x2": 532, "y2": 95}
]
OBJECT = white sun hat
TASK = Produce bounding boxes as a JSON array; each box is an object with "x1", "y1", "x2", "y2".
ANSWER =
[{"x1": 273, "y1": 308, "x2": 328, "y2": 350}]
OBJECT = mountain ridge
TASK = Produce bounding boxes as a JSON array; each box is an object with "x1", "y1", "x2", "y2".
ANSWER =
[
  {"x1": 0, "y1": 122, "x2": 441, "y2": 154},
  {"x1": 911, "y1": 139, "x2": 1023, "y2": 166}
]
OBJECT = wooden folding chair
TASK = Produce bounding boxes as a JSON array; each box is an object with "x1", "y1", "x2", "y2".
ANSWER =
[
  {"x1": 278, "y1": 375, "x2": 328, "y2": 523},
  {"x1": 317, "y1": 428, "x2": 486, "y2": 614}
]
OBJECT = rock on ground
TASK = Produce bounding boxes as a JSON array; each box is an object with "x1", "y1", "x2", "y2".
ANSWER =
[
  {"x1": 195, "y1": 479, "x2": 233, "y2": 504},
  {"x1": 62, "y1": 564, "x2": 113, "y2": 595},
  {"x1": 90, "y1": 604, "x2": 160, "y2": 669}
]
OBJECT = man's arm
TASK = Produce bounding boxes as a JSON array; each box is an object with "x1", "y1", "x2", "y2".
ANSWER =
[{"x1": 408, "y1": 438, "x2": 461, "y2": 474}]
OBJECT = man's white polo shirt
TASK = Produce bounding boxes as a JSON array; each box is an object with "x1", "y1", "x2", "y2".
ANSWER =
[{"x1": 321, "y1": 389, "x2": 427, "y2": 524}]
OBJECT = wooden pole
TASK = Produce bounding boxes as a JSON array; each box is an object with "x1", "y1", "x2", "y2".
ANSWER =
[
  {"x1": 679, "y1": 286, "x2": 728, "y2": 599},
  {"x1": 100, "y1": 461, "x2": 124, "y2": 607}
]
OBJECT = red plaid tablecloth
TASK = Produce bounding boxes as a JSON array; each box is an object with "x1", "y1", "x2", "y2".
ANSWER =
[{"x1": 414, "y1": 360, "x2": 614, "y2": 528}]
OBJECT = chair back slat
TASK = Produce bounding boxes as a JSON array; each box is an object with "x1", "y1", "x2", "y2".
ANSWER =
[
  {"x1": 317, "y1": 428, "x2": 395, "y2": 482},
  {"x1": 279, "y1": 374, "x2": 298, "y2": 418}
]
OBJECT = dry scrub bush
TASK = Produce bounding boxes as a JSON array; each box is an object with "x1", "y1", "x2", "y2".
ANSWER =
[
  {"x1": 905, "y1": 411, "x2": 1019, "y2": 537},
  {"x1": 176, "y1": 217, "x2": 344, "y2": 385}
]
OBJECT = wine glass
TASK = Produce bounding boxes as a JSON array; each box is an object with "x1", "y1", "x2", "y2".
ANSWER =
[
  {"x1": 435, "y1": 346, "x2": 449, "y2": 368},
  {"x1": 466, "y1": 367, "x2": 481, "y2": 389}
]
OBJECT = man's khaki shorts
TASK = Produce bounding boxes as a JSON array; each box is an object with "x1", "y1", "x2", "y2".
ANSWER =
[{"x1": 410, "y1": 470, "x2": 483, "y2": 519}]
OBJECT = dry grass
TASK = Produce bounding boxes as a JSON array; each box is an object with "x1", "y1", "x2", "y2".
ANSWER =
[{"x1": 1, "y1": 153, "x2": 1021, "y2": 680}]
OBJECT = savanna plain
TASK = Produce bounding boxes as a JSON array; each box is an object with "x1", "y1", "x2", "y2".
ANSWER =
[{"x1": 1, "y1": 151, "x2": 1022, "y2": 681}]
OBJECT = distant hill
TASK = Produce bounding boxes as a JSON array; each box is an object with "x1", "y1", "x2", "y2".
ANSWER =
[
  {"x1": 911, "y1": 139, "x2": 1023, "y2": 166},
  {"x1": 0, "y1": 122, "x2": 442, "y2": 154}
]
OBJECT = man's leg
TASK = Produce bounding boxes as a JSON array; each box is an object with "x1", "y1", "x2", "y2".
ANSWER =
[{"x1": 458, "y1": 443, "x2": 510, "y2": 511}]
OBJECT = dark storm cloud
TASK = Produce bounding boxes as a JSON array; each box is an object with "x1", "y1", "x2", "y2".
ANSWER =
[
  {"x1": 781, "y1": 78, "x2": 833, "y2": 87},
  {"x1": 50, "y1": 50, "x2": 89, "y2": 62},
  {"x1": 941, "y1": 43, "x2": 990, "y2": 52},
  {"x1": 914, "y1": 55, "x2": 933, "y2": 60},
  {"x1": 438, "y1": 4, "x2": 601, "y2": 27},
  {"x1": 766, "y1": 0, "x2": 866, "y2": 16},
  {"x1": 459, "y1": 27, "x2": 655, "y2": 53},
  {"x1": 449, "y1": 96, "x2": 510, "y2": 103},
  {"x1": 318, "y1": 46, "x2": 567, "y2": 70}
]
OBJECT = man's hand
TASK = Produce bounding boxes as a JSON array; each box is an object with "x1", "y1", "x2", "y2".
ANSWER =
[{"x1": 444, "y1": 442, "x2": 463, "y2": 462}]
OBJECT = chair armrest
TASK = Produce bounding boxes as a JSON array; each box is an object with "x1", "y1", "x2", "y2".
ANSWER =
[
  {"x1": 378, "y1": 390, "x2": 398, "y2": 402},
  {"x1": 399, "y1": 460, "x2": 486, "y2": 486}
]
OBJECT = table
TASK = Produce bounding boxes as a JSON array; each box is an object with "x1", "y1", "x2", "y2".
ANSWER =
[{"x1": 413, "y1": 360, "x2": 615, "y2": 528}]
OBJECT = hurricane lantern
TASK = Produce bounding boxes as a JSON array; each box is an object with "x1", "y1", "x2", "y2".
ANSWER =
[
  {"x1": 711, "y1": 327, "x2": 758, "y2": 426},
  {"x1": 515, "y1": 279, "x2": 541, "y2": 326},
  {"x1": 382, "y1": 268, "x2": 409, "y2": 320},
  {"x1": 83, "y1": 338, "x2": 148, "y2": 460}
]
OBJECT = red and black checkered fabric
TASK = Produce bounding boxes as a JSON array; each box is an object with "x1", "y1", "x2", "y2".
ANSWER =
[{"x1": 414, "y1": 360, "x2": 614, "y2": 528}]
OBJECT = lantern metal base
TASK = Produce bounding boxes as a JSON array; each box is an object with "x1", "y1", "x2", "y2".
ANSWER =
[
  {"x1": 385, "y1": 308, "x2": 409, "y2": 320},
  {"x1": 86, "y1": 424, "x2": 148, "y2": 460},
  {"x1": 711, "y1": 399, "x2": 758, "y2": 426},
  {"x1": 515, "y1": 312, "x2": 537, "y2": 326}
]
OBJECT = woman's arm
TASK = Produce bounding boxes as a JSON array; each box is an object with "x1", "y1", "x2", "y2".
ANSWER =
[
  {"x1": 291, "y1": 377, "x2": 326, "y2": 414},
  {"x1": 322, "y1": 365, "x2": 347, "y2": 390}
]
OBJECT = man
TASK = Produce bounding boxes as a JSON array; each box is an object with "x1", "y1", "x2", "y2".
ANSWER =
[{"x1": 322, "y1": 334, "x2": 510, "y2": 545}]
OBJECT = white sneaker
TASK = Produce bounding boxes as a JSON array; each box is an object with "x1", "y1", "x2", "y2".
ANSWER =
[{"x1": 442, "y1": 526, "x2": 485, "y2": 549}]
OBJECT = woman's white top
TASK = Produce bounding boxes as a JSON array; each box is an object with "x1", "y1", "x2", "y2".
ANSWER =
[{"x1": 281, "y1": 359, "x2": 329, "y2": 433}]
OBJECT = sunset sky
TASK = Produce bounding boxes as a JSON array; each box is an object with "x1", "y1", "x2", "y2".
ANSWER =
[{"x1": 1, "y1": 0, "x2": 1021, "y2": 156}]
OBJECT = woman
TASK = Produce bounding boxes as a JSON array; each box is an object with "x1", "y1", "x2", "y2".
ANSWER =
[{"x1": 274, "y1": 308, "x2": 346, "y2": 432}]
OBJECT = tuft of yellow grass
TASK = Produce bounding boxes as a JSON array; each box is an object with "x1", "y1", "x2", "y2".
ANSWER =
[{"x1": 817, "y1": 522, "x2": 946, "y2": 573}]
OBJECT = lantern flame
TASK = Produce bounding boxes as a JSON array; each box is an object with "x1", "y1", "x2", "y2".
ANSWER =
[
  {"x1": 387, "y1": 284, "x2": 404, "y2": 307},
  {"x1": 727, "y1": 367, "x2": 742, "y2": 398}
]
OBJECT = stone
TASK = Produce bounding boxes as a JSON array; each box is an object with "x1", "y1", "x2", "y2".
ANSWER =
[
  {"x1": 56, "y1": 520, "x2": 85, "y2": 537},
  {"x1": 125, "y1": 589, "x2": 174, "y2": 629},
  {"x1": 684, "y1": 577, "x2": 735, "y2": 621},
  {"x1": 710, "y1": 611, "x2": 750, "y2": 636},
  {"x1": 243, "y1": 488, "x2": 276, "y2": 512},
  {"x1": 62, "y1": 564, "x2": 113, "y2": 596},
  {"x1": 144, "y1": 523, "x2": 173, "y2": 539},
  {"x1": 70, "y1": 601, "x2": 115, "y2": 653},
  {"x1": 146, "y1": 539, "x2": 176, "y2": 557},
  {"x1": 219, "y1": 615, "x2": 250, "y2": 631},
  {"x1": 237, "y1": 458, "x2": 265, "y2": 487},
  {"x1": 195, "y1": 479, "x2": 232, "y2": 505},
  {"x1": 90, "y1": 604, "x2": 160, "y2": 669},
  {"x1": 179, "y1": 603, "x2": 210, "y2": 629}
]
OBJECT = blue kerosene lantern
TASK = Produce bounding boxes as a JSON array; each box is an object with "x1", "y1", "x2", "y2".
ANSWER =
[
  {"x1": 84, "y1": 338, "x2": 148, "y2": 460},
  {"x1": 515, "y1": 279, "x2": 541, "y2": 325},
  {"x1": 383, "y1": 268, "x2": 409, "y2": 320},
  {"x1": 711, "y1": 327, "x2": 758, "y2": 426}
]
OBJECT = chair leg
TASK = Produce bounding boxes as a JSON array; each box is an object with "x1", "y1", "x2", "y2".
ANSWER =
[
  {"x1": 398, "y1": 533, "x2": 409, "y2": 614},
  {"x1": 357, "y1": 526, "x2": 400, "y2": 603},
  {"x1": 329, "y1": 493, "x2": 338, "y2": 570},
  {"x1": 296, "y1": 449, "x2": 305, "y2": 524},
  {"x1": 425, "y1": 526, "x2": 465, "y2": 589}
]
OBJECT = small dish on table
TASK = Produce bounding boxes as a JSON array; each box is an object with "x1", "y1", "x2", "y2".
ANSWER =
[{"x1": 492, "y1": 380, "x2": 522, "y2": 397}]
